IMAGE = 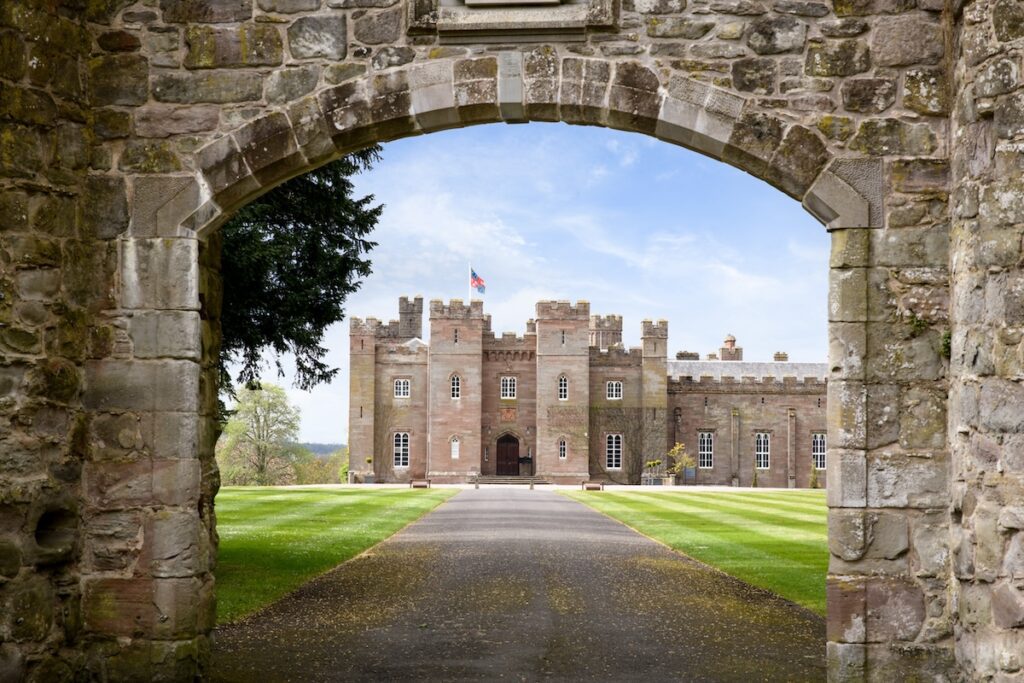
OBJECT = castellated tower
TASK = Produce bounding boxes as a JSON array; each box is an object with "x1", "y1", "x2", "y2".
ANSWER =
[
  {"x1": 589, "y1": 315, "x2": 623, "y2": 349},
  {"x1": 427, "y1": 299, "x2": 487, "y2": 481},
  {"x1": 348, "y1": 317, "x2": 380, "y2": 481},
  {"x1": 535, "y1": 301, "x2": 592, "y2": 481},
  {"x1": 641, "y1": 320, "x2": 670, "y2": 462},
  {"x1": 398, "y1": 295, "x2": 424, "y2": 339}
]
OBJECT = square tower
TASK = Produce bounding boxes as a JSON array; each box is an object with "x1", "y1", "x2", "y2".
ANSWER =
[
  {"x1": 427, "y1": 299, "x2": 488, "y2": 481},
  {"x1": 535, "y1": 300, "x2": 591, "y2": 482}
]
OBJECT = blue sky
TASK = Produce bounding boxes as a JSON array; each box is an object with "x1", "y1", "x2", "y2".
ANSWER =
[{"x1": 262, "y1": 122, "x2": 829, "y2": 443}]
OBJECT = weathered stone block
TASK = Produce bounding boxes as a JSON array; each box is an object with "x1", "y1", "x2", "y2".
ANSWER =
[
  {"x1": 849, "y1": 119, "x2": 937, "y2": 156},
  {"x1": 732, "y1": 57, "x2": 776, "y2": 94},
  {"x1": 78, "y1": 176, "x2": 127, "y2": 240},
  {"x1": 865, "y1": 511, "x2": 909, "y2": 560},
  {"x1": 159, "y1": 0, "x2": 252, "y2": 23},
  {"x1": 872, "y1": 15, "x2": 943, "y2": 67},
  {"x1": 119, "y1": 140, "x2": 184, "y2": 174},
  {"x1": 646, "y1": 17, "x2": 714, "y2": 38},
  {"x1": 353, "y1": 8, "x2": 401, "y2": 45},
  {"x1": 903, "y1": 67, "x2": 948, "y2": 116},
  {"x1": 84, "y1": 360, "x2": 200, "y2": 412},
  {"x1": 768, "y1": 124, "x2": 828, "y2": 197},
  {"x1": 288, "y1": 14, "x2": 346, "y2": 60},
  {"x1": 840, "y1": 78, "x2": 895, "y2": 113},
  {"x1": 805, "y1": 39, "x2": 870, "y2": 77},
  {"x1": 829, "y1": 380, "x2": 866, "y2": 448},
  {"x1": 866, "y1": 450, "x2": 948, "y2": 508},
  {"x1": 372, "y1": 47, "x2": 414, "y2": 70},
  {"x1": 259, "y1": 0, "x2": 319, "y2": 11},
  {"x1": 745, "y1": 15, "x2": 806, "y2": 54},
  {"x1": 829, "y1": 508, "x2": 867, "y2": 560},
  {"x1": 979, "y1": 378, "x2": 1024, "y2": 433},
  {"x1": 184, "y1": 24, "x2": 283, "y2": 69},
  {"x1": 865, "y1": 578, "x2": 924, "y2": 642},
  {"x1": 899, "y1": 386, "x2": 946, "y2": 450},
  {"x1": 88, "y1": 54, "x2": 148, "y2": 106},
  {"x1": 130, "y1": 176, "x2": 201, "y2": 238},
  {"x1": 993, "y1": 0, "x2": 1024, "y2": 42},
  {"x1": 120, "y1": 238, "x2": 200, "y2": 310},
  {"x1": 127, "y1": 311, "x2": 201, "y2": 360},
  {"x1": 153, "y1": 71, "x2": 262, "y2": 103},
  {"x1": 141, "y1": 510, "x2": 207, "y2": 578},
  {"x1": 992, "y1": 583, "x2": 1024, "y2": 628},
  {"x1": 827, "y1": 577, "x2": 865, "y2": 643},
  {"x1": 1, "y1": 575, "x2": 53, "y2": 642}
]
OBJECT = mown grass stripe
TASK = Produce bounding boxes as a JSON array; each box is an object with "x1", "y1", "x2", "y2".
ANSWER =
[
  {"x1": 564, "y1": 490, "x2": 827, "y2": 615},
  {"x1": 215, "y1": 487, "x2": 456, "y2": 624}
]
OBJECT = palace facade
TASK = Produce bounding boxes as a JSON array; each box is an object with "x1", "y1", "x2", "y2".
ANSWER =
[{"x1": 348, "y1": 297, "x2": 827, "y2": 487}]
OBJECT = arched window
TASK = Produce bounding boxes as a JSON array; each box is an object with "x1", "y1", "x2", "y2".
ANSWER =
[
  {"x1": 451, "y1": 374, "x2": 461, "y2": 399},
  {"x1": 558, "y1": 375, "x2": 568, "y2": 400},
  {"x1": 606, "y1": 434, "x2": 622, "y2": 469},
  {"x1": 393, "y1": 432, "x2": 409, "y2": 468},
  {"x1": 451, "y1": 436, "x2": 460, "y2": 460},
  {"x1": 755, "y1": 432, "x2": 770, "y2": 470},
  {"x1": 558, "y1": 439, "x2": 567, "y2": 459},
  {"x1": 812, "y1": 433, "x2": 826, "y2": 470},
  {"x1": 698, "y1": 431, "x2": 714, "y2": 469},
  {"x1": 394, "y1": 378, "x2": 410, "y2": 398},
  {"x1": 606, "y1": 380, "x2": 623, "y2": 400}
]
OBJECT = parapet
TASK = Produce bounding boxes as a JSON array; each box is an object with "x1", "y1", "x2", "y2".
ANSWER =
[
  {"x1": 590, "y1": 346, "x2": 643, "y2": 366},
  {"x1": 589, "y1": 314, "x2": 623, "y2": 330},
  {"x1": 676, "y1": 351, "x2": 700, "y2": 360},
  {"x1": 641, "y1": 319, "x2": 669, "y2": 339},
  {"x1": 483, "y1": 331, "x2": 535, "y2": 348},
  {"x1": 429, "y1": 298, "x2": 487, "y2": 319},
  {"x1": 536, "y1": 300, "x2": 590, "y2": 320}
]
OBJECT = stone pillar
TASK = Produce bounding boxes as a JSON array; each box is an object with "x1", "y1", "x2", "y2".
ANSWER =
[
  {"x1": 826, "y1": 221, "x2": 954, "y2": 678},
  {"x1": 787, "y1": 408, "x2": 796, "y2": 489},
  {"x1": 947, "y1": 0, "x2": 1024, "y2": 673}
]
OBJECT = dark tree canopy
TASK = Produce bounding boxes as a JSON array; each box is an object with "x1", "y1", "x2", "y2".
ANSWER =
[{"x1": 219, "y1": 146, "x2": 383, "y2": 393}]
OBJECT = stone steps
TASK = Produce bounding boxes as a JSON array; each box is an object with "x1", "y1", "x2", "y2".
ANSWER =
[{"x1": 472, "y1": 476, "x2": 552, "y2": 485}]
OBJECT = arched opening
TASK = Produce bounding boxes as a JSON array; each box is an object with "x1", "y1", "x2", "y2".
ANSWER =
[{"x1": 496, "y1": 433, "x2": 521, "y2": 476}]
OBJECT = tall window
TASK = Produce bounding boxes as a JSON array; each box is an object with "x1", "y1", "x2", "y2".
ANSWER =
[
  {"x1": 451, "y1": 436, "x2": 460, "y2": 460},
  {"x1": 812, "y1": 433, "x2": 826, "y2": 470},
  {"x1": 558, "y1": 375, "x2": 568, "y2": 400},
  {"x1": 394, "y1": 378, "x2": 410, "y2": 398},
  {"x1": 501, "y1": 376, "x2": 517, "y2": 399},
  {"x1": 755, "y1": 432, "x2": 770, "y2": 470},
  {"x1": 558, "y1": 439, "x2": 567, "y2": 459},
  {"x1": 698, "y1": 431, "x2": 714, "y2": 469},
  {"x1": 393, "y1": 432, "x2": 409, "y2": 468},
  {"x1": 606, "y1": 380, "x2": 623, "y2": 400},
  {"x1": 606, "y1": 434, "x2": 622, "y2": 469},
  {"x1": 454, "y1": 328, "x2": 459, "y2": 344},
  {"x1": 450, "y1": 374, "x2": 461, "y2": 399},
  {"x1": 561, "y1": 330, "x2": 566, "y2": 345}
]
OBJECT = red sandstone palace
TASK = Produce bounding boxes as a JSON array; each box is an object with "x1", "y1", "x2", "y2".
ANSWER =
[{"x1": 349, "y1": 297, "x2": 827, "y2": 486}]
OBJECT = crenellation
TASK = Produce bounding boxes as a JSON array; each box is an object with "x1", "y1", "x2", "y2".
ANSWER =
[
  {"x1": 641, "y1": 319, "x2": 669, "y2": 339},
  {"x1": 430, "y1": 298, "x2": 488, "y2": 319},
  {"x1": 536, "y1": 300, "x2": 591, "y2": 320}
]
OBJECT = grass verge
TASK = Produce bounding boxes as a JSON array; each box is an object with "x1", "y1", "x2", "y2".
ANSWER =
[
  {"x1": 215, "y1": 486, "x2": 456, "y2": 623},
  {"x1": 563, "y1": 489, "x2": 828, "y2": 615}
]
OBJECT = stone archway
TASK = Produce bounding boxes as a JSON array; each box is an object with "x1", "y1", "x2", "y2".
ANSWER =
[{"x1": 0, "y1": 0, "x2": 1019, "y2": 678}]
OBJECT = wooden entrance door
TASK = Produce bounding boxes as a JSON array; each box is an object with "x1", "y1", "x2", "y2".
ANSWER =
[{"x1": 496, "y1": 435, "x2": 520, "y2": 476}]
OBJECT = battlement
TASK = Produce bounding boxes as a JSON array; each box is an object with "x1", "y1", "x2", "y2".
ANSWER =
[
  {"x1": 536, "y1": 300, "x2": 590, "y2": 320},
  {"x1": 641, "y1": 319, "x2": 669, "y2": 338},
  {"x1": 349, "y1": 317, "x2": 408, "y2": 339},
  {"x1": 668, "y1": 374, "x2": 827, "y2": 392},
  {"x1": 589, "y1": 346, "x2": 643, "y2": 366},
  {"x1": 429, "y1": 298, "x2": 487, "y2": 319},
  {"x1": 398, "y1": 295, "x2": 424, "y2": 339},
  {"x1": 676, "y1": 351, "x2": 700, "y2": 360},
  {"x1": 483, "y1": 331, "x2": 535, "y2": 348},
  {"x1": 589, "y1": 314, "x2": 623, "y2": 349}
]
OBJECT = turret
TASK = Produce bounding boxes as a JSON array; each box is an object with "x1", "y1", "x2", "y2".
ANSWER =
[
  {"x1": 398, "y1": 295, "x2": 423, "y2": 339},
  {"x1": 720, "y1": 333, "x2": 743, "y2": 361},
  {"x1": 589, "y1": 314, "x2": 623, "y2": 349}
]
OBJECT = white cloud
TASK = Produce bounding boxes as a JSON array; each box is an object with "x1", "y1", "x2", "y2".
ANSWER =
[{"x1": 237, "y1": 123, "x2": 828, "y2": 442}]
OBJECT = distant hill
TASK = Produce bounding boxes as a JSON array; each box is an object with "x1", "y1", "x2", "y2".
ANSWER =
[{"x1": 298, "y1": 443, "x2": 346, "y2": 456}]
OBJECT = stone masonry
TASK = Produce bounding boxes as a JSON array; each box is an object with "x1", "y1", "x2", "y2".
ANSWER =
[
  {"x1": 0, "y1": 0, "x2": 1020, "y2": 677},
  {"x1": 350, "y1": 298, "x2": 828, "y2": 485}
]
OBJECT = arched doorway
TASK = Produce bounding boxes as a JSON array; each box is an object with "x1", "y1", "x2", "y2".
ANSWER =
[{"x1": 496, "y1": 434, "x2": 520, "y2": 476}]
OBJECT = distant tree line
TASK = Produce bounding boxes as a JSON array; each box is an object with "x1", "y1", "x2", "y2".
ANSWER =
[{"x1": 215, "y1": 384, "x2": 348, "y2": 486}]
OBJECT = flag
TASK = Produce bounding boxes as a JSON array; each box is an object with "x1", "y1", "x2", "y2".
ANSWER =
[{"x1": 470, "y1": 268, "x2": 486, "y2": 294}]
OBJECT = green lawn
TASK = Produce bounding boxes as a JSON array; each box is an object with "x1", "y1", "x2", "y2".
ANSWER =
[
  {"x1": 215, "y1": 487, "x2": 456, "y2": 623},
  {"x1": 564, "y1": 489, "x2": 828, "y2": 615}
]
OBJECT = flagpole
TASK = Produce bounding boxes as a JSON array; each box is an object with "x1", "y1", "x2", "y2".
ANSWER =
[{"x1": 467, "y1": 263, "x2": 471, "y2": 302}]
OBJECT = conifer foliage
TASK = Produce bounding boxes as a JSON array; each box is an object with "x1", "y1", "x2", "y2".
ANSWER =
[{"x1": 219, "y1": 146, "x2": 383, "y2": 392}]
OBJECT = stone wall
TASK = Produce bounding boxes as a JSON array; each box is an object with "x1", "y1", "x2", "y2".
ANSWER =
[
  {"x1": 948, "y1": 0, "x2": 1024, "y2": 674},
  {"x1": 0, "y1": 0, "x2": 1018, "y2": 675},
  {"x1": 669, "y1": 378, "x2": 828, "y2": 487}
]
